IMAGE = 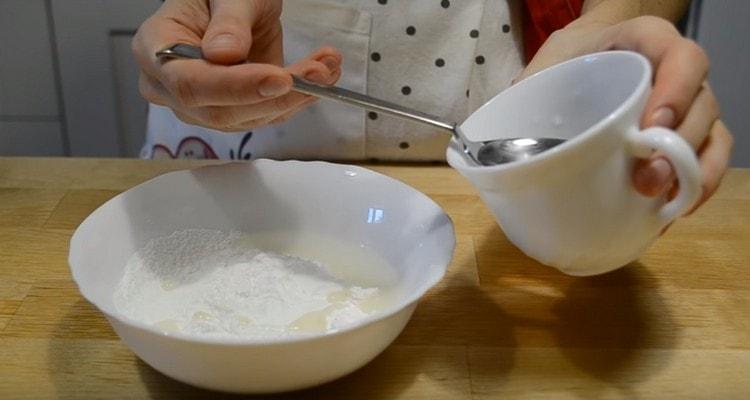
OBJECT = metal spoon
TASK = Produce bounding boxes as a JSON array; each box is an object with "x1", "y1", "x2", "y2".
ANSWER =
[{"x1": 156, "y1": 43, "x2": 565, "y2": 166}]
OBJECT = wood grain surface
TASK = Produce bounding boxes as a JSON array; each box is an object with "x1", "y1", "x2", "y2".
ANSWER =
[{"x1": 1, "y1": 157, "x2": 748, "y2": 399}]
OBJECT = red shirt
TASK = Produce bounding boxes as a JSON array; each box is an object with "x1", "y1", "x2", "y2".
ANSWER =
[{"x1": 523, "y1": 0, "x2": 584, "y2": 62}]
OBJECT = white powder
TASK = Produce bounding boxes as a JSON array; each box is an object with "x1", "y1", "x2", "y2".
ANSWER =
[{"x1": 113, "y1": 229, "x2": 384, "y2": 339}]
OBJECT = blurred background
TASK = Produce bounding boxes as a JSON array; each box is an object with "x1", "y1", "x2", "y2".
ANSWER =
[{"x1": 0, "y1": 0, "x2": 747, "y2": 165}]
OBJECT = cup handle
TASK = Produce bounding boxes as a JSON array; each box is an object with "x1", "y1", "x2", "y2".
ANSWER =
[{"x1": 627, "y1": 126, "x2": 702, "y2": 225}]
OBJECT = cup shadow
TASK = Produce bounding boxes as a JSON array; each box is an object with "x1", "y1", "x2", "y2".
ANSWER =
[
  {"x1": 552, "y1": 262, "x2": 678, "y2": 385},
  {"x1": 474, "y1": 233, "x2": 680, "y2": 392}
]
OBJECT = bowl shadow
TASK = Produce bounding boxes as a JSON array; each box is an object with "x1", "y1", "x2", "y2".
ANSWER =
[{"x1": 51, "y1": 236, "x2": 680, "y2": 399}]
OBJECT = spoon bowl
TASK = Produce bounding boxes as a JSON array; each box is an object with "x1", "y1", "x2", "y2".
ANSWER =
[{"x1": 476, "y1": 137, "x2": 567, "y2": 165}]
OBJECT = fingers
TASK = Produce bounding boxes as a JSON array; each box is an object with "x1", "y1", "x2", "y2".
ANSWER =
[
  {"x1": 140, "y1": 62, "x2": 299, "y2": 130},
  {"x1": 509, "y1": 15, "x2": 731, "y2": 214},
  {"x1": 633, "y1": 118, "x2": 733, "y2": 213},
  {"x1": 243, "y1": 1, "x2": 284, "y2": 65},
  {"x1": 132, "y1": 0, "x2": 341, "y2": 131},
  {"x1": 132, "y1": 3, "x2": 206, "y2": 80},
  {"x1": 138, "y1": 73, "x2": 170, "y2": 107},
  {"x1": 133, "y1": 0, "x2": 289, "y2": 109},
  {"x1": 221, "y1": 96, "x2": 318, "y2": 131},
  {"x1": 141, "y1": 48, "x2": 341, "y2": 131},
  {"x1": 632, "y1": 157, "x2": 673, "y2": 197},
  {"x1": 201, "y1": 95, "x2": 318, "y2": 132},
  {"x1": 611, "y1": 16, "x2": 727, "y2": 208},
  {"x1": 206, "y1": 53, "x2": 341, "y2": 130},
  {"x1": 160, "y1": 60, "x2": 292, "y2": 106},
  {"x1": 676, "y1": 84, "x2": 721, "y2": 150},
  {"x1": 287, "y1": 46, "x2": 342, "y2": 84},
  {"x1": 650, "y1": 120, "x2": 734, "y2": 215},
  {"x1": 187, "y1": 95, "x2": 313, "y2": 131},
  {"x1": 609, "y1": 16, "x2": 709, "y2": 129},
  {"x1": 644, "y1": 39, "x2": 709, "y2": 129},
  {"x1": 144, "y1": 80, "x2": 310, "y2": 131},
  {"x1": 314, "y1": 46, "x2": 343, "y2": 79},
  {"x1": 152, "y1": 45, "x2": 340, "y2": 107},
  {"x1": 632, "y1": 84, "x2": 721, "y2": 196},
  {"x1": 202, "y1": 0, "x2": 285, "y2": 65},
  {"x1": 692, "y1": 120, "x2": 734, "y2": 211},
  {"x1": 256, "y1": 47, "x2": 343, "y2": 126},
  {"x1": 268, "y1": 96, "x2": 318, "y2": 125},
  {"x1": 202, "y1": 0, "x2": 259, "y2": 64},
  {"x1": 242, "y1": 48, "x2": 344, "y2": 128}
]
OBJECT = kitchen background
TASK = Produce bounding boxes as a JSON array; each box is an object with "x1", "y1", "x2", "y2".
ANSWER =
[{"x1": 0, "y1": 0, "x2": 747, "y2": 165}]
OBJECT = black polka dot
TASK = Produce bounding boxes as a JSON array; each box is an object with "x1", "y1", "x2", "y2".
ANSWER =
[
  {"x1": 368, "y1": 112, "x2": 378, "y2": 120},
  {"x1": 502, "y1": 24, "x2": 511, "y2": 33},
  {"x1": 475, "y1": 55, "x2": 485, "y2": 65},
  {"x1": 399, "y1": 142, "x2": 410, "y2": 149},
  {"x1": 441, "y1": 0, "x2": 450, "y2": 8},
  {"x1": 371, "y1": 52, "x2": 381, "y2": 62},
  {"x1": 435, "y1": 58, "x2": 445, "y2": 67},
  {"x1": 401, "y1": 86, "x2": 411, "y2": 95},
  {"x1": 378, "y1": 0, "x2": 387, "y2": 4},
  {"x1": 470, "y1": 29, "x2": 479, "y2": 38},
  {"x1": 406, "y1": 26, "x2": 416, "y2": 35},
  {"x1": 466, "y1": 89, "x2": 470, "y2": 98}
]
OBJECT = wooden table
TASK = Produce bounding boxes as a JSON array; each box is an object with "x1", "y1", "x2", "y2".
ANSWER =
[{"x1": 1, "y1": 157, "x2": 748, "y2": 399}]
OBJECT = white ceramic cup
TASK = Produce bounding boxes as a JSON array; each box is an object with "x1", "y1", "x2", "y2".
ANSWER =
[{"x1": 447, "y1": 51, "x2": 701, "y2": 276}]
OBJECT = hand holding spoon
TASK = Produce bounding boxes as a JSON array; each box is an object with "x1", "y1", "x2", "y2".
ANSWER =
[{"x1": 156, "y1": 43, "x2": 565, "y2": 166}]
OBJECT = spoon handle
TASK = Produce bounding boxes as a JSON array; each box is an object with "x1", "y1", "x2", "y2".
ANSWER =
[
  {"x1": 291, "y1": 76, "x2": 455, "y2": 133},
  {"x1": 155, "y1": 44, "x2": 457, "y2": 134}
]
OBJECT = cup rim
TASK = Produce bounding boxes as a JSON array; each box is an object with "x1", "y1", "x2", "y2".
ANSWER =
[{"x1": 450, "y1": 50, "x2": 652, "y2": 172}]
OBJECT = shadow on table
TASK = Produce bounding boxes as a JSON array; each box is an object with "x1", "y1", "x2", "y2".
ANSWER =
[
  {"x1": 553, "y1": 262, "x2": 677, "y2": 381},
  {"x1": 472, "y1": 233, "x2": 680, "y2": 395},
  {"x1": 135, "y1": 344, "x2": 427, "y2": 400},
  {"x1": 51, "y1": 227, "x2": 679, "y2": 399},
  {"x1": 45, "y1": 298, "x2": 119, "y2": 398}
]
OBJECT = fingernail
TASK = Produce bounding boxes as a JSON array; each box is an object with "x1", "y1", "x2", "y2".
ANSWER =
[
  {"x1": 304, "y1": 71, "x2": 329, "y2": 83},
  {"x1": 258, "y1": 77, "x2": 289, "y2": 97},
  {"x1": 207, "y1": 33, "x2": 240, "y2": 49},
  {"x1": 650, "y1": 107, "x2": 675, "y2": 128},
  {"x1": 651, "y1": 158, "x2": 672, "y2": 185},
  {"x1": 319, "y1": 55, "x2": 339, "y2": 71},
  {"x1": 635, "y1": 158, "x2": 673, "y2": 195}
]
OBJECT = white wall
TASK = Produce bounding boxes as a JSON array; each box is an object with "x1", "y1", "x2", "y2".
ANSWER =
[
  {"x1": 690, "y1": 0, "x2": 750, "y2": 167},
  {"x1": 0, "y1": 0, "x2": 66, "y2": 156}
]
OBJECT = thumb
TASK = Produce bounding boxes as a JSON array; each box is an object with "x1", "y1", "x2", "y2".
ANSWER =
[{"x1": 202, "y1": 0, "x2": 258, "y2": 65}]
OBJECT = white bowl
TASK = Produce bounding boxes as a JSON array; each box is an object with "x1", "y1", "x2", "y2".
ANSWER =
[{"x1": 69, "y1": 160, "x2": 454, "y2": 394}]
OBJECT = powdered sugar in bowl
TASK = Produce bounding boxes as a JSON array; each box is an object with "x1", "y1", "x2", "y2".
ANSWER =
[{"x1": 68, "y1": 160, "x2": 454, "y2": 394}]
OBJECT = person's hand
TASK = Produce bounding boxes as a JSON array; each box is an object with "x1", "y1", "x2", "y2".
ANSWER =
[
  {"x1": 132, "y1": 0, "x2": 342, "y2": 131},
  {"x1": 517, "y1": 16, "x2": 733, "y2": 214}
]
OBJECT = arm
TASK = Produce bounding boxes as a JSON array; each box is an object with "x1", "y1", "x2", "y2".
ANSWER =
[
  {"x1": 520, "y1": 1, "x2": 690, "y2": 78},
  {"x1": 578, "y1": 0, "x2": 689, "y2": 25}
]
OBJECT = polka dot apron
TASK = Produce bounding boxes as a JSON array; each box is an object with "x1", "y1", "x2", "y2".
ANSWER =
[{"x1": 143, "y1": 0, "x2": 525, "y2": 162}]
